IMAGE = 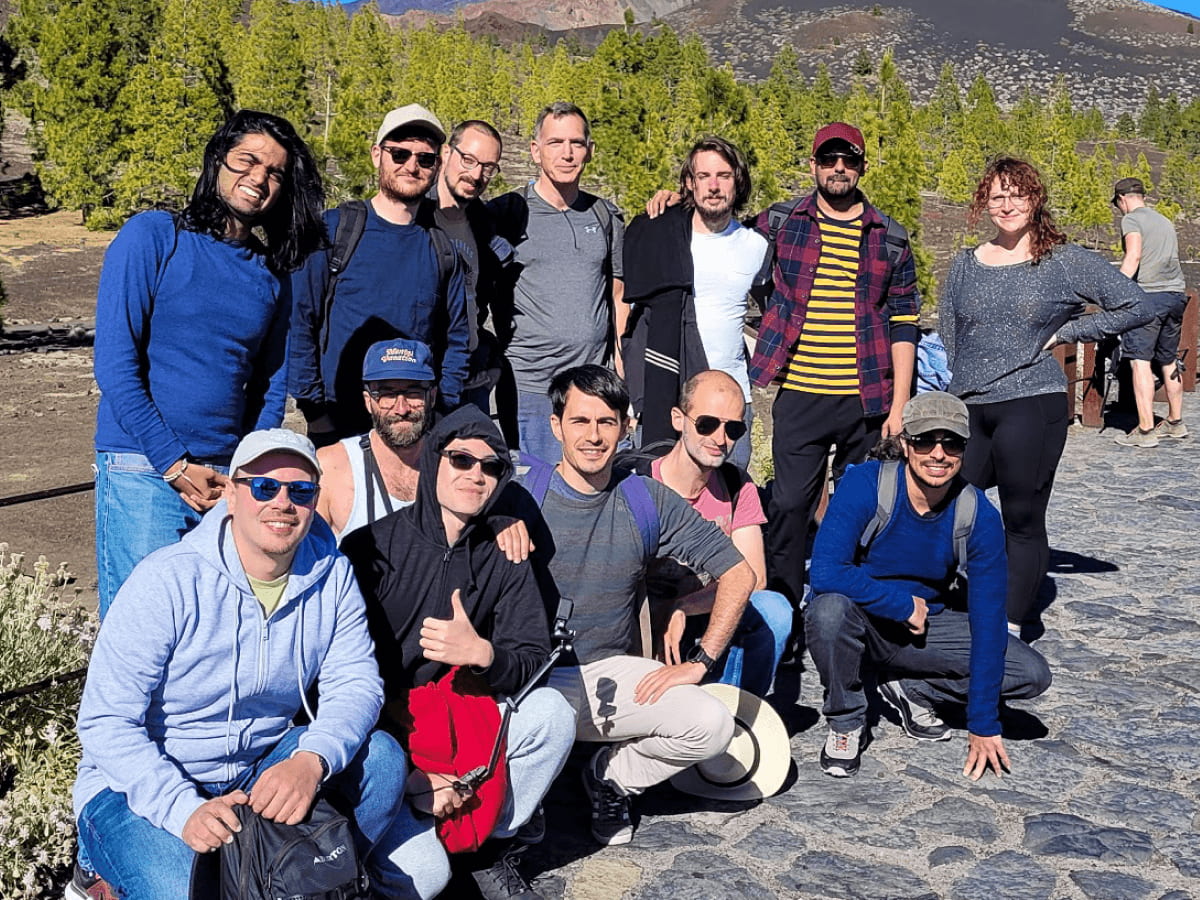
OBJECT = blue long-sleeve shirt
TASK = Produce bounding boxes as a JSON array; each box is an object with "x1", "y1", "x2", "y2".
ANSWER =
[
  {"x1": 93, "y1": 211, "x2": 289, "y2": 473},
  {"x1": 811, "y1": 460, "x2": 1009, "y2": 735},
  {"x1": 288, "y1": 203, "x2": 468, "y2": 430}
]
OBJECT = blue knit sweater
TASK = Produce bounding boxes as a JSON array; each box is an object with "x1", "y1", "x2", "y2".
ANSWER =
[
  {"x1": 811, "y1": 460, "x2": 1009, "y2": 735},
  {"x1": 93, "y1": 212, "x2": 289, "y2": 472}
]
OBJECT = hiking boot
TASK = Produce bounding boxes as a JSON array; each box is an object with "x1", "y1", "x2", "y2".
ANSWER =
[
  {"x1": 64, "y1": 865, "x2": 118, "y2": 900},
  {"x1": 470, "y1": 842, "x2": 542, "y2": 900},
  {"x1": 581, "y1": 748, "x2": 634, "y2": 846},
  {"x1": 878, "y1": 680, "x2": 951, "y2": 742},
  {"x1": 819, "y1": 725, "x2": 863, "y2": 778},
  {"x1": 1155, "y1": 418, "x2": 1189, "y2": 439},
  {"x1": 514, "y1": 803, "x2": 545, "y2": 846},
  {"x1": 1114, "y1": 427, "x2": 1159, "y2": 448}
]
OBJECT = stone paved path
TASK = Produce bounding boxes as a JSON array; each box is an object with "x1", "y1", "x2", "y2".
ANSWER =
[{"x1": 514, "y1": 422, "x2": 1200, "y2": 900}]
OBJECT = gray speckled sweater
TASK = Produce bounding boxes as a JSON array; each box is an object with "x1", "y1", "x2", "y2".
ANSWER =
[{"x1": 938, "y1": 243, "x2": 1154, "y2": 404}]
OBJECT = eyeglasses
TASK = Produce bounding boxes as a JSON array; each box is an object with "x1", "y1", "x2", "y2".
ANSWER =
[
  {"x1": 451, "y1": 145, "x2": 501, "y2": 179},
  {"x1": 233, "y1": 477, "x2": 319, "y2": 506},
  {"x1": 815, "y1": 151, "x2": 864, "y2": 170},
  {"x1": 986, "y1": 193, "x2": 1029, "y2": 210},
  {"x1": 686, "y1": 414, "x2": 748, "y2": 441},
  {"x1": 441, "y1": 449, "x2": 506, "y2": 479},
  {"x1": 380, "y1": 145, "x2": 439, "y2": 169},
  {"x1": 904, "y1": 433, "x2": 967, "y2": 455},
  {"x1": 366, "y1": 385, "x2": 432, "y2": 408}
]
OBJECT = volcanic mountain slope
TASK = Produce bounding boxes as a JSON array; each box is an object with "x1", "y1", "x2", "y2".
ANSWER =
[{"x1": 380, "y1": 0, "x2": 1200, "y2": 115}]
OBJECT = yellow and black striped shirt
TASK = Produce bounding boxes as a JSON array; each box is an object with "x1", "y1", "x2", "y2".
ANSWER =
[{"x1": 782, "y1": 215, "x2": 863, "y2": 394}]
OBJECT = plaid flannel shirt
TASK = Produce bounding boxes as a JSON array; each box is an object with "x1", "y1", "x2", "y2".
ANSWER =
[{"x1": 748, "y1": 192, "x2": 920, "y2": 417}]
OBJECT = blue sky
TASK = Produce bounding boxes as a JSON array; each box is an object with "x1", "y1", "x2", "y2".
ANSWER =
[{"x1": 1154, "y1": 0, "x2": 1200, "y2": 17}]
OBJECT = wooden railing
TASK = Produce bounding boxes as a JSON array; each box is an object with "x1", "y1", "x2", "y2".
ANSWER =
[{"x1": 1056, "y1": 289, "x2": 1197, "y2": 428}]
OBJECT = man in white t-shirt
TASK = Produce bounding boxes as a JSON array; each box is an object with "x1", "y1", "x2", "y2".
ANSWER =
[{"x1": 622, "y1": 137, "x2": 769, "y2": 468}]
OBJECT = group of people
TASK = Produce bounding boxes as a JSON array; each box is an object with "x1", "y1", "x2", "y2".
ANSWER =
[{"x1": 73, "y1": 99, "x2": 1185, "y2": 900}]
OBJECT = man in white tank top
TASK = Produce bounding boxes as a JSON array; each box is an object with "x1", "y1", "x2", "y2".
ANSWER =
[{"x1": 316, "y1": 338, "x2": 434, "y2": 541}]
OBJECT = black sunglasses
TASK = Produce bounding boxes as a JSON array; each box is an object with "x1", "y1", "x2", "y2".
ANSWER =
[
  {"x1": 687, "y1": 414, "x2": 748, "y2": 441},
  {"x1": 905, "y1": 433, "x2": 967, "y2": 455},
  {"x1": 815, "y1": 151, "x2": 864, "y2": 170},
  {"x1": 441, "y1": 449, "x2": 506, "y2": 479},
  {"x1": 380, "y1": 146, "x2": 439, "y2": 169},
  {"x1": 233, "y1": 476, "x2": 319, "y2": 506}
]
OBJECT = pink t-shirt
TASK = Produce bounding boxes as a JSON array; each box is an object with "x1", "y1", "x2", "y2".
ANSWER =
[{"x1": 651, "y1": 457, "x2": 766, "y2": 536}]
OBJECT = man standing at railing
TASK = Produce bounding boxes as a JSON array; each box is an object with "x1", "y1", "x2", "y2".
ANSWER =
[{"x1": 1111, "y1": 177, "x2": 1189, "y2": 448}]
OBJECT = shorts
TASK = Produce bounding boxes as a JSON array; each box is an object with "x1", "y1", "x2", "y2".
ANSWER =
[{"x1": 1120, "y1": 291, "x2": 1188, "y2": 365}]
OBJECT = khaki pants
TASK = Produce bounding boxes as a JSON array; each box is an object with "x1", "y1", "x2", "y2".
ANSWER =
[{"x1": 547, "y1": 656, "x2": 734, "y2": 795}]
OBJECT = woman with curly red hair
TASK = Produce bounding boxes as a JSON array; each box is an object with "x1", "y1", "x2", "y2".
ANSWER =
[{"x1": 939, "y1": 157, "x2": 1153, "y2": 638}]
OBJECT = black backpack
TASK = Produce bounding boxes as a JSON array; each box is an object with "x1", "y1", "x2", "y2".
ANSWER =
[
  {"x1": 318, "y1": 198, "x2": 457, "y2": 353},
  {"x1": 190, "y1": 797, "x2": 370, "y2": 900}
]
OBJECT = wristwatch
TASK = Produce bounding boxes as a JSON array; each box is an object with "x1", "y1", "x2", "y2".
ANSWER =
[{"x1": 685, "y1": 642, "x2": 718, "y2": 673}]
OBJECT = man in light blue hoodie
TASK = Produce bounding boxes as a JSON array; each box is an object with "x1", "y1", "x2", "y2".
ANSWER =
[{"x1": 71, "y1": 429, "x2": 437, "y2": 900}]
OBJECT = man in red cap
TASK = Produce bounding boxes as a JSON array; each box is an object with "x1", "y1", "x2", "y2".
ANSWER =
[{"x1": 749, "y1": 122, "x2": 920, "y2": 654}]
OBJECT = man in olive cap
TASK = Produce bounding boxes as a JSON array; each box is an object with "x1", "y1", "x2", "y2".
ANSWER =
[{"x1": 804, "y1": 392, "x2": 1051, "y2": 781}]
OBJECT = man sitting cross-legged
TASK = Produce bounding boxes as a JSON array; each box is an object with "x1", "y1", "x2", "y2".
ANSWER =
[
  {"x1": 639, "y1": 369, "x2": 790, "y2": 697},
  {"x1": 516, "y1": 365, "x2": 756, "y2": 846},
  {"x1": 71, "y1": 429, "x2": 430, "y2": 900},
  {"x1": 342, "y1": 406, "x2": 576, "y2": 900},
  {"x1": 805, "y1": 392, "x2": 1051, "y2": 780}
]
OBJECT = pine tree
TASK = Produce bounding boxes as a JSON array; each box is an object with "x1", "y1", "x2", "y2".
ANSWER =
[
  {"x1": 1115, "y1": 112, "x2": 1137, "y2": 139},
  {"x1": 917, "y1": 62, "x2": 963, "y2": 190},
  {"x1": 112, "y1": 0, "x2": 233, "y2": 215},
  {"x1": 230, "y1": 0, "x2": 311, "y2": 137}
]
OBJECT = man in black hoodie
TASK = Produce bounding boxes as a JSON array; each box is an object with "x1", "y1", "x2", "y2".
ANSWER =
[{"x1": 342, "y1": 406, "x2": 575, "y2": 900}]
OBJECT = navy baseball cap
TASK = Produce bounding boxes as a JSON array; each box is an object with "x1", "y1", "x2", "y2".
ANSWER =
[{"x1": 362, "y1": 339, "x2": 436, "y2": 383}]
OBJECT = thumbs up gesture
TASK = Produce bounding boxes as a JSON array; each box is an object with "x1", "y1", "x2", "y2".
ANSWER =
[{"x1": 419, "y1": 589, "x2": 494, "y2": 669}]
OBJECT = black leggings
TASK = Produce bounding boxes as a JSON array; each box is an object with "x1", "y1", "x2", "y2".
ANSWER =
[{"x1": 961, "y1": 393, "x2": 1069, "y2": 626}]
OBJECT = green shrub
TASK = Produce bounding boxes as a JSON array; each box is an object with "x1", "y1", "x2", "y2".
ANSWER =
[
  {"x1": 749, "y1": 414, "x2": 774, "y2": 485},
  {"x1": 0, "y1": 547, "x2": 96, "y2": 899}
]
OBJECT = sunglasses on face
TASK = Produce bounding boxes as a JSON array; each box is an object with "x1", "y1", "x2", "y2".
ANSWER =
[
  {"x1": 441, "y1": 449, "x2": 506, "y2": 479},
  {"x1": 380, "y1": 145, "x2": 439, "y2": 169},
  {"x1": 905, "y1": 433, "x2": 967, "y2": 455},
  {"x1": 687, "y1": 414, "x2": 748, "y2": 441},
  {"x1": 233, "y1": 476, "x2": 319, "y2": 506},
  {"x1": 815, "y1": 151, "x2": 864, "y2": 170}
]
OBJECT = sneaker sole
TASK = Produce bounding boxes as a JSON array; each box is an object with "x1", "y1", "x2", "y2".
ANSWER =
[
  {"x1": 580, "y1": 768, "x2": 633, "y2": 846},
  {"x1": 1114, "y1": 436, "x2": 1159, "y2": 448},
  {"x1": 819, "y1": 750, "x2": 860, "y2": 778},
  {"x1": 878, "y1": 683, "x2": 952, "y2": 742}
]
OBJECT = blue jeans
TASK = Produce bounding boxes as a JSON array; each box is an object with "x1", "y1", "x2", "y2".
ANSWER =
[
  {"x1": 94, "y1": 451, "x2": 227, "y2": 619},
  {"x1": 515, "y1": 390, "x2": 561, "y2": 464},
  {"x1": 711, "y1": 590, "x2": 790, "y2": 697},
  {"x1": 77, "y1": 728, "x2": 431, "y2": 900}
]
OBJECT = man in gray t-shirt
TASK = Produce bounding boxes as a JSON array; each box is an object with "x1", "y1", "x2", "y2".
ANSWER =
[
  {"x1": 489, "y1": 102, "x2": 625, "y2": 463},
  {"x1": 517, "y1": 365, "x2": 754, "y2": 847},
  {"x1": 1112, "y1": 177, "x2": 1190, "y2": 447}
]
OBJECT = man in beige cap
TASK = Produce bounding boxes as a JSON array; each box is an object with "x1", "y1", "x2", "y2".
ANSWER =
[
  {"x1": 804, "y1": 392, "x2": 1050, "y2": 782},
  {"x1": 290, "y1": 104, "x2": 468, "y2": 446}
]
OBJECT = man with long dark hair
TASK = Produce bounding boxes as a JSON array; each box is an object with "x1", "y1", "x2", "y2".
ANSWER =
[
  {"x1": 92, "y1": 109, "x2": 326, "y2": 621},
  {"x1": 622, "y1": 136, "x2": 767, "y2": 468}
]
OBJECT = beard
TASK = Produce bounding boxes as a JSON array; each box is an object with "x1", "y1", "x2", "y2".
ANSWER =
[
  {"x1": 372, "y1": 406, "x2": 430, "y2": 452},
  {"x1": 693, "y1": 192, "x2": 734, "y2": 229},
  {"x1": 378, "y1": 167, "x2": 430, "y2": 204}
]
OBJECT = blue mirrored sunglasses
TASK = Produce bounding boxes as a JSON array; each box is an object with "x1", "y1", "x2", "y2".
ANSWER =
[{"x1": 233, "y1": 476, "x2": 319, "y2": 506}]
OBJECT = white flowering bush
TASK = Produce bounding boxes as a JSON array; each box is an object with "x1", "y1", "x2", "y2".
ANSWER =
[{"x1": 0, "y1": 546, "x2": 96, "y2": 899}]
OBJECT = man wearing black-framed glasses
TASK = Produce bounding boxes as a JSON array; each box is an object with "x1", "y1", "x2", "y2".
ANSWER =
[
  {"x1": 804, "y1": 391, "x2": 1050, "y2": 782},
  {"x1": 290, "y1": 104, "x2": 469, "y2": 447},
  {"x1": 432, "y1": 120, "x2": 514, "y2": 415}
]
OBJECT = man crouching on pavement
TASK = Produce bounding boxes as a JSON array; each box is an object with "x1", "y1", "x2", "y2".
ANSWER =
[
  {"x1": 71, "y1": 429, "x2": 426, "y2": 899},
  {"x1": 804, "y1": 392, "x2": 1051, "y2": 780},
  {"x1": 343, "y1": 406, "x2": 576, "y2": 900}
]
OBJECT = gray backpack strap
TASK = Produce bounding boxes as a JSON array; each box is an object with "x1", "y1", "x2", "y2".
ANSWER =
[
  {"x1": 859, "y1": 460, "x2": 900, "y2": 556},
  {"x1": 951, "y1": 482, "x2": 978, "y2": 578},
  {"x1": 875, "y1": 211, "x2": 910, "y2": 270}
]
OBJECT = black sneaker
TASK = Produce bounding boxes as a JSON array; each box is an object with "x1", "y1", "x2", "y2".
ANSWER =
[
  {"x1": 878, "y1": 679, "x2": 951, "y2": 741},
  {"x1": 64, "y1": 864, "x2": 118, "y2": 900},
  {"x1": 581, "y1": 748, "x2": 634, "y2": 845},
  {"x1": 819, "y1": 725, "x2": 863, "y2": 777},
  {"x1": 514, "y1": 802, "x2": 545, "y2": 846},
  {"x1": 470, "y1": 842, "x2": 542, "y2": 900}
]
